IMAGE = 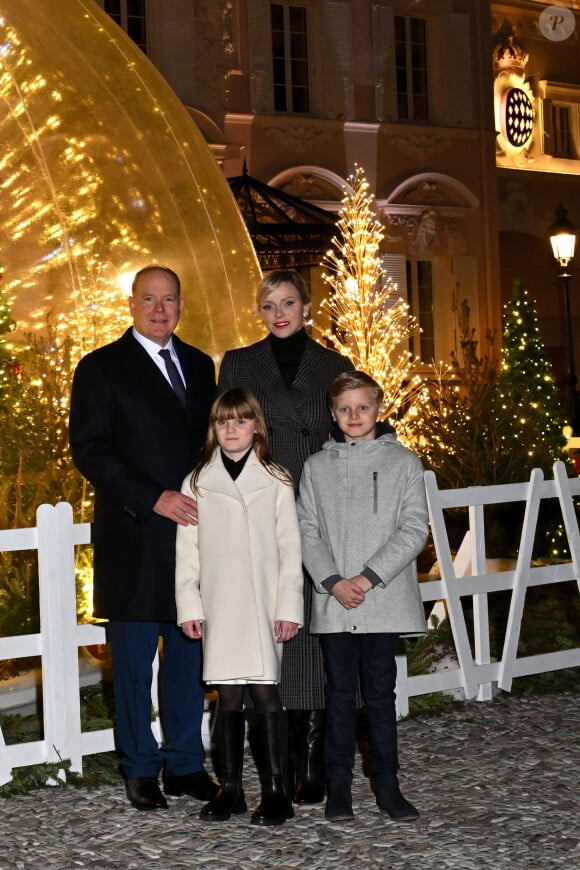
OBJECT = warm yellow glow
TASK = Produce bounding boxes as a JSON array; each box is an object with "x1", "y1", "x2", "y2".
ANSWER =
[
  {"x1": 117, "y1": 272, "x2": 135, "y2": 296},
  {"x1": 75, "y1": 551, "x2": 95, "y2": 620},
  {"x1": 0, "y1": 0, "x2": 268, "y2": 624},
  {"x1": 0, "y1": 0, "x2": 263, "y2": 359},
  {"x1": 314, "y1": 166, "x2": 425, "y2": 443},
  {"x1": 548, "y1": 206, "x2": 577, "y2": 269}
]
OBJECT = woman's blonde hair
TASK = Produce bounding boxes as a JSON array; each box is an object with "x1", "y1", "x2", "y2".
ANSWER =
[
  {"x1": 256, "y1": 269, "x2": 310, "y2": 307},
  {"x1": 191, "y1": 388, "x2": 293, "y2": 493}
]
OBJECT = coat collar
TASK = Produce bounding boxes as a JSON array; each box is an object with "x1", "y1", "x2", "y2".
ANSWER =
[
  {"x1": 121, "y1": 328, "x2": 191, "y2": 412},
  {"x1": 323, "y1": 431, "x2": 399, "y2": 453},
  {"x1": 250, "y1": 335, "x2": 342, "y2": 420},
  {"x1": 199, "y1": 449, "x2": 274, "y2": 499}
]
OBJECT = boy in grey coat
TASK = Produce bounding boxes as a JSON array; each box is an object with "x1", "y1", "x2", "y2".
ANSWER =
[{"x1": 297, "y1": 371, "x2": 428, "y2": 823}]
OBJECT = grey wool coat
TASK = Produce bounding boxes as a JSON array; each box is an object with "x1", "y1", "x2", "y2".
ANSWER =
[
  {"x1": 218, "y1": 334, "x2": 354, "y2": 708},
  {"x1": 175, "y1": 450, "x2": 304, "y2": 683},
  {"x1": 297, "y1": 432, "x2": 429, "y2": 636}
]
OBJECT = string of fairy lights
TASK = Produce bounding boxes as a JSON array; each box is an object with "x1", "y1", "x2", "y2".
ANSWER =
[
  {"x1": 314, "y1": 165, "x2": 427, "y2": 443},
  {"x1": 496, "y1": 278, "x2": 565, "y2": 465}
]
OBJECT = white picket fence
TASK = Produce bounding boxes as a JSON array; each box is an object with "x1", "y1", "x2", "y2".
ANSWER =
[{"x1": 0, "y1": 461, "x2": 579, "y2": 786}]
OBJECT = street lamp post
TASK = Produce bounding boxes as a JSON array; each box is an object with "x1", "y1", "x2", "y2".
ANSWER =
[{"x1": 548, "y1": 204, "x2": 579, "y2": 435}]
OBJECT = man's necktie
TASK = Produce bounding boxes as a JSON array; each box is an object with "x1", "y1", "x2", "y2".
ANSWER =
[{"x1": 159, "y1": 348, "x2": 187, "y2": 407}]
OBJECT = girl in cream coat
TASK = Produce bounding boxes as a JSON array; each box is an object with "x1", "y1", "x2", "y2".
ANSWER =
[{"x1": 176, "y1": 388, "x2": 303, "y2": 828}]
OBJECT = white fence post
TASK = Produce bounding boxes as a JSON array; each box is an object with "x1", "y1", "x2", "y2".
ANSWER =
[
  {"x1": 0, "y1": 716, "x2": 11, "y2": 786},
  {"x1": 395, "y1": 653, "x2": 408, "y2": 719},
  {"x1": 424, "y1": 471, "x2": 479, "y2": 699},
  {"x1": 497, "y1": 469, "x2": 543, "y2": 692},
  {"x1": 470, "y1": 503, "x2": 492, "y2": 701},
  {"x1": 56, "y1": 501, "x2": 87, "y2": 774},
  {"x1": 37, "y1": 503, "x2": 70, "y2": 774},
  {"x1": 554, "y1": 460, "x2": 580, "y2": 597}
]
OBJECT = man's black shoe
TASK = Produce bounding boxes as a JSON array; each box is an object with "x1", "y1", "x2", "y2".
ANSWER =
[
  {"x1": 164, "y1": 769, "x2": 219, "y2": 800},
  {"x1": 126, "y1": 777, "x2": 168, "y2": 811}
]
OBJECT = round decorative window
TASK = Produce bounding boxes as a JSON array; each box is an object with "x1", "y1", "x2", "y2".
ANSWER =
[{"x1": 500, "y1": 87, "x2": 534, "y2": 149}]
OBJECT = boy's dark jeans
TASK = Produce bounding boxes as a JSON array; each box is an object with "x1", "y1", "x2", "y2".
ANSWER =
[{"x1": 319, "y1": 632, "x2": 400, "y2": 783}]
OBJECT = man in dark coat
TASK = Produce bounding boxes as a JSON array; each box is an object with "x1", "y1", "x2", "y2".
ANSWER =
[{"x1": 69, "y1": 265, "x2": 217, "y2": 810}]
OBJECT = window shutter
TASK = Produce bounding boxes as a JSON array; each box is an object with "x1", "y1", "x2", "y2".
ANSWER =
[
  {"x1": 382, "y1": 254, "x2": 407, "y2": 309},
  {"x1": 372, "y1": 1, "x2": 395, "y2": 122},
  {"x1": 436, "y1": 14, "x2": 473, "y2": 127},
  {"x1": 322, "y1": 0, "x2": 354, "y2": 120},
  {"x1": 539, "y1": 97, "x2": 552, "y2": 156},
  {"x1": 248, "y1": 0, "x2": 274, "y2": 113}
]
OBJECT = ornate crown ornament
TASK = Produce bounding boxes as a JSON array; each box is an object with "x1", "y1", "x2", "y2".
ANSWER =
[{"x1": 493, "y1": 32, "x2": 529, "y2": 75}]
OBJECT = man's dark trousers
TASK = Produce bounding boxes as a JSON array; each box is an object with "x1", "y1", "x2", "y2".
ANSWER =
[{"x1": 108, "y1": 620, "x2": 205, "y2": 779}]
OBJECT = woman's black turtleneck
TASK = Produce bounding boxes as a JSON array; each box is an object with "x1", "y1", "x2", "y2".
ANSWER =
[{"x1": 268, "y1": 328, "x2": 308, "y2": 388}]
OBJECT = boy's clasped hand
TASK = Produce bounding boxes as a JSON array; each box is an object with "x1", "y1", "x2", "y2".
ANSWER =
[{"x1": 332, "y1": 575, "x2": 372, "y2": 610}]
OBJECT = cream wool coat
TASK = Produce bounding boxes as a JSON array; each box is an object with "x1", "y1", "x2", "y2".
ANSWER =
[{"x1": 175, "y1": 450, "x2": 304, "y2": 683}]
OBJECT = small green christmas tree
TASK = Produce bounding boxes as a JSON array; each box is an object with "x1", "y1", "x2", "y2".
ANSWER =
[
  {"x1": 418, "y1": 282, "x2": 569, "y2": 557},
  {"x1": 495, "y1": 277, "x2": 567, "y2": 478}
]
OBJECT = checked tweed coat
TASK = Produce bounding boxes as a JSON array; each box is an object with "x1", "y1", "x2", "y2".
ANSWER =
[{"x1": 218, "y1": 334, "x2": 354, "y2": 708}]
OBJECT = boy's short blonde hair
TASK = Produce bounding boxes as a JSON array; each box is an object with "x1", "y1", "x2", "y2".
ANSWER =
[{"x1": 328, "y1": 371, "x2": 384, "y2": 405}]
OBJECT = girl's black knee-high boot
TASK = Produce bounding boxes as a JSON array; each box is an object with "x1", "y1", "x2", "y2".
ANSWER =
[
  {"x1": 199, "y1": 710, "x2": 247, "y2": 822},
  {"x1": 293, "y1": 709, "x2": 326, "y2": 804},
  {"x1": 251, "y1": 711, "x2": 294, "y2": 826}
]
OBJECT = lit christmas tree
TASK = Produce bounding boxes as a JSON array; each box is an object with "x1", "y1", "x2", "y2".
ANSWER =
[
  {"x1": 495, "y1": 279, "x2": 570, "y2": 558},
  {"x1": 315, "y1": 165, "x2": 424, "y2": 438},
  {"x1": 0, "y1": 275, "x2": 130, "y2": 626},
  {"x1": 0, "y1": 268, "x2": 17, "y2": 407},
  {"x1": 417, "y1": 285, "x2": 569, "y2": 557},
  {"x1": 495, "y1": 277, "x2": 567, "y2": 479}
]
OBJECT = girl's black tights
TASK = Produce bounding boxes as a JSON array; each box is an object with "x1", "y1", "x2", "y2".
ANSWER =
[{"x1": 216, "y1": 683, "x2": 283, "y2": 713}]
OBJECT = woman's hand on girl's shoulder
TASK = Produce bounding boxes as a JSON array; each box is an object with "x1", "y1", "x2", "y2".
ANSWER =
[{"x1": 274, "y1": 620, "x2": 300, "y2": 643}]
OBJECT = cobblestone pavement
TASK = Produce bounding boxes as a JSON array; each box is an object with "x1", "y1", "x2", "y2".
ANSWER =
[{"x1": 2, "y1": 693, "x2": 579, "y2": 870}]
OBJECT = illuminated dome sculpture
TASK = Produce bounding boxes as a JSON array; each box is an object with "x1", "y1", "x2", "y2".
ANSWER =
[{"x1": 0, "y1": 0, "x2": 263, "y2": 359}]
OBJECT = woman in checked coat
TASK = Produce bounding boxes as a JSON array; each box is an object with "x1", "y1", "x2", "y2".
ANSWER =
[{"x1": 218, "y1": 269, "x2": 354, "y2": 804}]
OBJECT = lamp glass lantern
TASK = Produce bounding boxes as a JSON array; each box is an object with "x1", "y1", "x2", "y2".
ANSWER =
[
  {"x1": 548, "y1": 204, "x2": 579, "y2": 436},
  {"x1": 549, "y1": 205, "x2": 577, "y2": 270}
]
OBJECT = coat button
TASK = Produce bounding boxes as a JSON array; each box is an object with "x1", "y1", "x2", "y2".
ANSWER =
[
  {"x1": 300, "y1": 428, "x2": 309, "y2": 436},
  {"x1": 351, "y1": 625, "x2": 357, "y2": 631}
]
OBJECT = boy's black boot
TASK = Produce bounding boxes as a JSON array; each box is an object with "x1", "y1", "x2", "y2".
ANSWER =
[
  {"x1": 376, "y1": 775, "x2": 419, "y2": 822},
  {"x1": 199, "y1": 710, "x2": 247, "y2": 822},
  {"x1": 293, "y1": 709, "x2": 326, "y2": 804},
  {"x1": 324, "y1": 772, "x2": 354, "y2": 821},
  {"x1": 251, "y1": 711, "x2": 294, "y2": 826}
]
